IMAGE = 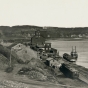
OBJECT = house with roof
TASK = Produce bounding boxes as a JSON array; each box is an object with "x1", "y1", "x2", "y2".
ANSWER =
[
  {"x1": 46, "y1": 57, "x2": 53, "y2": 66},
  {"x1": 46, "y1": 57, "x2": 63, "y2": 70}
]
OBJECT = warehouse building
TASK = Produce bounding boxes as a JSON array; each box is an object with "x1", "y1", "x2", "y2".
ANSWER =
[{"x1": 31, "y1": 30, "x2": 45, "y2": 45}]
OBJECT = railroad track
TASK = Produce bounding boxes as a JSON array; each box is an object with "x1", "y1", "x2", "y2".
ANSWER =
[
  {"x1": 78, "y1": 73, "x2": 88, "y2": 84},
  {"x1": 72, "y1": 64, "x2": 88, "y2": 77},
  {"x1": 61, "y1": 59, "x2": 88, "y2": 85},
  {"x1": 78, "y1": 70, "x2": 88, "y2": 83},
  {"x1": 71, "y1": 65, "x2": 88, "y2": 84}
]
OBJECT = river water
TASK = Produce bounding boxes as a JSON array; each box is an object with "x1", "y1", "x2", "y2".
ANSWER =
[{"x1": 46, "y1": 40, "x2": 88, "y2": 68}]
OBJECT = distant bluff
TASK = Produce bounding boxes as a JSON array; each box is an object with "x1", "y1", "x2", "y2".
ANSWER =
[{"x1": 0, "y1": 25, "x2": 88, "y2": 39}]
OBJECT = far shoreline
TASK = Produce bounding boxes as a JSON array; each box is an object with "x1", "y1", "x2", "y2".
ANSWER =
[{"x1": 46, "y1": 38, "x2": 88, "y2": 41}]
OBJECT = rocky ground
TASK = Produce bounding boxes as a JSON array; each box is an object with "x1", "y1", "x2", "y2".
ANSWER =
[{"x1": 0, "y1": 44, "x2": 88, "y2": 88}]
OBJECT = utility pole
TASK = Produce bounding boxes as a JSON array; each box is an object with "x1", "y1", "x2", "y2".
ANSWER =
[
  {"x1": 37, "y1": 49, "x2": 38, "y2": 58},
  {"x1": 75, "y1": 46, "x2": 76, "y2": 52},
  {"x1": 72, "y1": 46, "x2": 73, "y2": 52},
  {"x1": 37, "y1": 49, "x2": 39, "y2": 58},
  {"x1": 9, "y1": 49, "x2": 12, "y2": 67}
]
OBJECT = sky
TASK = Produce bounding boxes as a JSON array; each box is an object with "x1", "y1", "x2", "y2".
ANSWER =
[{"x1": 0, "y1": 0, "x2": 88, "y2": 27}]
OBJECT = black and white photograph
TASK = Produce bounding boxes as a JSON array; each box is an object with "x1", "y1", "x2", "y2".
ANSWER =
[{"x1": 0, "y1": 0, "x2": 88, "y2": 88}]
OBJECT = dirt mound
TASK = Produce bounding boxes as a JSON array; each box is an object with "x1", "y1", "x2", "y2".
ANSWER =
[
  {"x1": 28, "y1": 58, "x2": 46, "y2": 69},
  {"x1": 18, "y1": 58, "x2": 47, "y2": 75},
  {"x1": 16, "y1": 46, "x2": 37, "y2": 62},
  {"x1": 17, "y1": 58, "x2": 57, "y2": 82},
  {"x1": 0, "y1": 54, "x2": 9, "y2": 70},
  {"x1": 17, "y1": 49, "x2": 31, "y2": 62},
  {"x1": 27, "y1": 71, "x2": 47, "y2": 81}
]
